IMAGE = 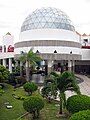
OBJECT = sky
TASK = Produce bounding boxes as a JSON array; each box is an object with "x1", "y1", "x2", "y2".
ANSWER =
[{"x1": 0, "y1": 0, "x2": 90, "y2": 44}]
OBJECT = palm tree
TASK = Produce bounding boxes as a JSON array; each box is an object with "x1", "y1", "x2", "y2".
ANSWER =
[
  {"x1": 20, "y1": 48, "x2": 41, "y2": 81},
  {"x1": 50, "y1": 71, "x2": 81, "y2": 114},
  {"x1": 41, "y1": 75, "x2": 57, "y2": 103}
]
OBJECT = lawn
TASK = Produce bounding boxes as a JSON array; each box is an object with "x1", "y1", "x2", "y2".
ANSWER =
[
  {"x1": 0, "y1": 83, "x2": 70, "y2": 120},
  {"x1": 24, "y1": 100, "x2": 70, "y2": 120},
  {"x1": 0, "y1": 83, "x2": 26, "y2": 120}
]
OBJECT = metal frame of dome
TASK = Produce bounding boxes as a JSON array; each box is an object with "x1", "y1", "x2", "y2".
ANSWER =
[{"x1": 21, "y1": 7, "x2": 75, "y2": 32}]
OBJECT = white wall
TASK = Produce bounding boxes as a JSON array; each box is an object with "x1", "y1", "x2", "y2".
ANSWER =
[
  {"x1": 0, "y1": 52, "x2": 14, "y2": 59},
  {"x1": 3, "y1": 34, "x2": 14, "y2": 46},
  {"x1": 15, "y1": 46, "x2": 81, "y2": 55},
  {"x1": 81, "y1": 49, "x2": 90, "y2": 60},
  {"x1": 2, "y1": 34, "x2": 14, "y2": 53},
  {"x1": 19, "y1": 29, "x2": 80, "y2": 43}
]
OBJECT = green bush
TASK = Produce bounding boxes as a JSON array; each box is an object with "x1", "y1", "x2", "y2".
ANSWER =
[
  {"x1": 0, "y1": 85, "x2": 4, "y2": 96},
  {"x1": 0, "y1": 85, "x2": 2, "y2": 89},
  {"x1": 16, "y1": 118, "x2": 27, "y2": 120},
  {"x1": 0, "y1": 89, "x2": 4, "y2": 96},
  {"x1": 15, "y1": 94, "x2": 25, "y2": 100},
  {"x1": 15, "y1": 77, "x2": 26, "y2": 85},
  {"x1": 66, "y1": 95, "x2": 90, "y2": 113},
  {"x1": 0, "y1": 83, "x2": 4, "y2": 89},
  {"x1": 70, "y1": 110, "x2": 90, "y2": 120},
  {"x1": 0, "y1": 65, "x2": 9, "y2": 82},
  {"x1": 23, "y1": 96, "x2": 44, "y2": 119},
  {"x1": 23, "y1": 82, "x2": 38, "y2": 95}
]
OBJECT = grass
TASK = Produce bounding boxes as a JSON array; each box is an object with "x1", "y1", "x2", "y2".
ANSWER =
[
  {"x1": 0, "y1": 83, "x2": 70, "y2": 120},
  {"x1": 24, "y1": 99, "x2": 70, "y2": 120},
  {"x1": 0, "y1": 83, "x2": 26, "y2": 120}
]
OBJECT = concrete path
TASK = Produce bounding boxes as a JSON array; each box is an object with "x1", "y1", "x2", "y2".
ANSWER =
[
  {"x1": 66, "y1": 74, "x2": 90, "y2": 98},
  {"x1": 31, "y1": 73, "x2": 90, "y2": 98},
  {"x1": 76, "y1": 74, "x2": 90, "y2": 96}
]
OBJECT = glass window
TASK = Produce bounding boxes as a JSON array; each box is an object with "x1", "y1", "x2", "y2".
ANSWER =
[{"x1": 21, "y1": 7, "x2": 75, "y2": 32}]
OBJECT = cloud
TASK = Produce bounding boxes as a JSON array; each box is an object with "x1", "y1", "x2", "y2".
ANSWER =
[{"x1": 0, "y1": 0, "x2": 90, "y2": 42}]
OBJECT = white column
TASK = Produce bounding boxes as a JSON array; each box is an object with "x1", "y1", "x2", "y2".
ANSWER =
[
  {"x1": 15, "y1": 60, "x2": 18, "y2": 67},
  {"x1": 48, "y1": 60, "x2": 54, "y2": 74},
  {"x1": 9, "y1": 58, "x2": 12, "y2": 73},
  {"x1": 20, "y1": 61, "x2": 23, "y2": 77},
  {"x1": 3, "y1": 59, "x2": 6, "y2": 67},
  {"x1": 61, "y1": 60, "x2": 64, "y2": 73},
  {"x1": 20, "y1": 61, "x2": 23, "y2": 67},
  {"x1": 68, "y1": 60, "x2": 72, "y2": 71},
  {"x1": 72, "y1": 60, "x2": 75, "y2": 73}
]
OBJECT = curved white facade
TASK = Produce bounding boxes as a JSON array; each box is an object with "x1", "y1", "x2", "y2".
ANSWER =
[
  {"x1": 19, "y1": 29, "x2": 79, "y2": 42},
  {"x1": 16, "y1": 28, "x2": 81, "y2": 60}
]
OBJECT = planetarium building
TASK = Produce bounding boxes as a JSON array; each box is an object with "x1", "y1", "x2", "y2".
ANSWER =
[{"x1": 14, "y1": 7, "x2": 81, "y2": 73}]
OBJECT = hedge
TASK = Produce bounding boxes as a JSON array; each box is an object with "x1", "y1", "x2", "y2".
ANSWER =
[
  {"x1": 66, "y1": 95, "x2": 90, "y2": 113},
  {"x1": 23, "y1": 96, "x2": 44, "y2": 118},
  {"x1": 70, "y1": 110, "x2": 90, "y2": 120}
]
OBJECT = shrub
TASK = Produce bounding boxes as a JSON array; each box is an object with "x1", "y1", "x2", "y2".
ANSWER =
[
  {"x1": 0, "y1": 65, "x2": 9, "y2": 82},
  {"x1": 23, "y1": 82, "x2": 38, "y2": 95},
  {"x1": 0, "y1": 84, "x2": 4, "y2": 96},
  {"x1": 66, "y1": 95, "x2": 90, "y2": 113},
  {"x1": 15, "y1": 94, "x2": 25, "y2": 100},
  {"x1": 16, "y1": 118, "x2": 27, "y2": 120},
  {"x1": 23, "y1": 96, "x2": 44, "y2": 119},
  {"x1": 0, "y1": 85, "x2": 2, "y2": 89},
  {"x1": 0, "y1": 89, "x2": 4, "y2": 96},
  {"x1": 8, "y1": 73, "x2": 17, "y2": 84},
  {"x1": 0, "y1": 83, "x2": 4, "y2": 89},
  {"x1": 15, "y1": 77, "x2": 26, "y2": 85},
  {"x1": 70, "y1": 110, "x2": 90, "y2": 120}
]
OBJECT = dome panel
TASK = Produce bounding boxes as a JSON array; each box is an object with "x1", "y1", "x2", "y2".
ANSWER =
[{"x1": 21, "y1": 7, "x2": 75, "y2": 32}]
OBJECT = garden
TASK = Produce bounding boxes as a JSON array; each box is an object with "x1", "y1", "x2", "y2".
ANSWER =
[
  {"x1": 0, "y1": 48, "x2": 90, "y2": 120},
  {"x1": 0, "y1": 83, "x2": 69, "y2": 120}
]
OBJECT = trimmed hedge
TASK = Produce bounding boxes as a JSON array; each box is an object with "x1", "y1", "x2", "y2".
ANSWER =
[
  {"x1": 23, "y1": 96, "x2": 44, "y2": 118},
  {"x1": 66, "y1": 95, "x2": 90, "y2": 113},
  {"x1": 70, "y1": 110, "x2": 90, "y2": 120},
  {"x1": 23, "y1": 82, "x2": 38, "y2": 95}
]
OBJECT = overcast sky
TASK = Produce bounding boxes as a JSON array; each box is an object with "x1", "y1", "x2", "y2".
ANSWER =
[{"x1": 0, "y1": 0, "x2": 90, "y2": 44}]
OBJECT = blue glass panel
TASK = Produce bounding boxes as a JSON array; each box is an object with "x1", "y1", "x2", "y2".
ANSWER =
[{"x1": 21, "y1": 7, "x2": 75, "y2": 32}]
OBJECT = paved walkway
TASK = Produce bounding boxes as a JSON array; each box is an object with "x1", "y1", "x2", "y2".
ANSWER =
[
  {"x1": 31, "y1": 73, "x2": 90, "y2": 98},
  {"x1": 66, "y1": 74, "x2": 90, "y2": 98}
]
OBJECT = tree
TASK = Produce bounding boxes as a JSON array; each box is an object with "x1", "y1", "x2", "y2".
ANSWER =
[
  {"x1": 0, "y1": 65, "x2": 9, "y2": 82},
  {"x1": 23, "y1": 96, "x2": 44, "y2": 119},
  {"x1": 20, "y1": 48, "x2": 41, "y2": 81},
  {"x1": 23, "y1": 82, "x2": 38, "y2": 95},
  {"x1": 41, "y1": 75, "x2": 57, "y2": 103},
  {"x1": 50, "y1": 71, "x2": 81, "y2": 114}
]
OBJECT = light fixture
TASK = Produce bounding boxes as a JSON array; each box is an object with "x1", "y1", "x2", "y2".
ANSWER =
[
  {"x1": 70, "y1": 51, "x2": 72, "y2": 54},
  {"x1": 54, "y1": 50, "x2": 57, "y2": 53},
  {"x1": 36, "y1": 50, "x2": 40, "y2": 53}
]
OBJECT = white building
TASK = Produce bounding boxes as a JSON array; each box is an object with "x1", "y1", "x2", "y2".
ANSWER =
[
  {"x1": 0, "y1": 7, "x2": 90, "y2": 75},
  {"x1": 0, "y1": 32, "x2": 14, "y2": 73}
]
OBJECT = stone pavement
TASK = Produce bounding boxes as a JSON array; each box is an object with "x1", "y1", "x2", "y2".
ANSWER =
[
  {"x1": 31, "y1": 73, "x2": 90, "y2": 98},
  {"x1": 65, "y1": 74, "x2": 90, "y2": 98}
]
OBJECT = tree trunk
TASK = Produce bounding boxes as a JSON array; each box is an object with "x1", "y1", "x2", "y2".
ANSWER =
[
  {"x1": 59, "y1": 94, "x2": 63, "y2": 114},
  {"x1": 26, "y1": 61, "x2": 30, "y2": 82},
  {"x1": 20, "y1": 61, "x2": 23, "y2": 77},
  {"x1": 29, "y1": 67, "x2": 32, "y2": 80}
]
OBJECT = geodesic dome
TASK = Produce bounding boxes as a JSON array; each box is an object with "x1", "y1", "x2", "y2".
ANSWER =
[{"x1": 21, "y1": 7, "x2": 75, "y2": 32}]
